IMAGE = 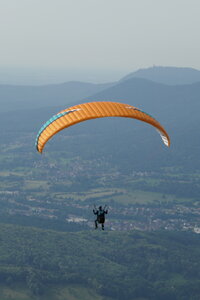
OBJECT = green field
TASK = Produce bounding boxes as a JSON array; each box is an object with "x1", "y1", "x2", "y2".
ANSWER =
[
  {"x1": 23, "y1": 180, "x2": 49, "y2": 191},
  {"x1": 51, "y1": 188, "x2": 192, "y2": 206},
  {"x1": 0, "y1": 284, "x2": 110, "y2": 300},
  {"x1": 111, "y1": 190, "x2": 192, "y2": 205}
]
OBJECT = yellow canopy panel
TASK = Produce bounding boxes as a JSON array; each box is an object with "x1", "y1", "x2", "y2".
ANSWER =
[{"x1": 35, "y1": 101, "x2": 170, "y2": 153}]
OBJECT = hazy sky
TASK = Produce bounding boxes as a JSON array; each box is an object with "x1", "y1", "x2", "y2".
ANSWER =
[{"x1": 0, "y1": 0, "x2": 200, "y2": 83}]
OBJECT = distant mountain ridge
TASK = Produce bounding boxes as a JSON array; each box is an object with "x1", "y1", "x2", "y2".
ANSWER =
[
  {"x1": 121, "y1": 66, "x2": 200, "y2": 85},
  {"x1": 0, "y1": 81, "x2": 114, "y2": 112},
  {"x1": 1, "y1": 66, "x2": 200, "y2": 113}
]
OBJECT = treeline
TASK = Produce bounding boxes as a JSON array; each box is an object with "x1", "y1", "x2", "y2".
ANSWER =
[
  {"x1": 0, "y1": 214, "x2": 89, "y2": 232},
  {"x1": 127, "y1": 179, "x2": 200, "y2": 199},
  {"x1": 0, "y1": 224, "x2": 200, "y2": 299}
]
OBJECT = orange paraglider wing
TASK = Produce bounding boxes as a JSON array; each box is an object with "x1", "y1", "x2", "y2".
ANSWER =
[{"x1": 35, "y1": 101, "x2": 170, "y2": 153}]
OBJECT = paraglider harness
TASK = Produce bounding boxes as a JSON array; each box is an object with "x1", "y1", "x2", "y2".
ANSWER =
[{"x1": 93, "y1": 205, "x2": 108, "y2": 229}]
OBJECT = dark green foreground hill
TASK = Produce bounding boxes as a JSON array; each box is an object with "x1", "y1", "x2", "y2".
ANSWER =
[{"x1": 0, "y1": 223, "x2": 200, "y2": 300}]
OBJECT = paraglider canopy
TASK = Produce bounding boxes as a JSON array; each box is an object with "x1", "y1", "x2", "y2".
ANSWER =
[{"x1": 35, "y1": 101, "x2": 170, "y2": 153}]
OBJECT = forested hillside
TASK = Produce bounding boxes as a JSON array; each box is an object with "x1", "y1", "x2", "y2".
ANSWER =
[{"x1": 0, "y1": 223, "x2": 200, "y2": 300}]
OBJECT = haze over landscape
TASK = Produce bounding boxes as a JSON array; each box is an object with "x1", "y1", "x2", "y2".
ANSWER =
[
  {"x1": 1, "y1": 0, "x2": 200, "y2": 84},
  {"x1": 0, "y1": 1, "x2": 200, "y2": 300}
]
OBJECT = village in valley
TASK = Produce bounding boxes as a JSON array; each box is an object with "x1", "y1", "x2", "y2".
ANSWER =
[
  {"x1": 1, "y1": 182, "x2": 200, "y2": 233},
  {"x1": 0, "y1": 132, "x2": 200, "y2": 234}
]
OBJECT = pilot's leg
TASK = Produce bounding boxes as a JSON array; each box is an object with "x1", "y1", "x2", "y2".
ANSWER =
[{"x1": 95, "y1": 219, "x2": 98, "y2": 229}]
